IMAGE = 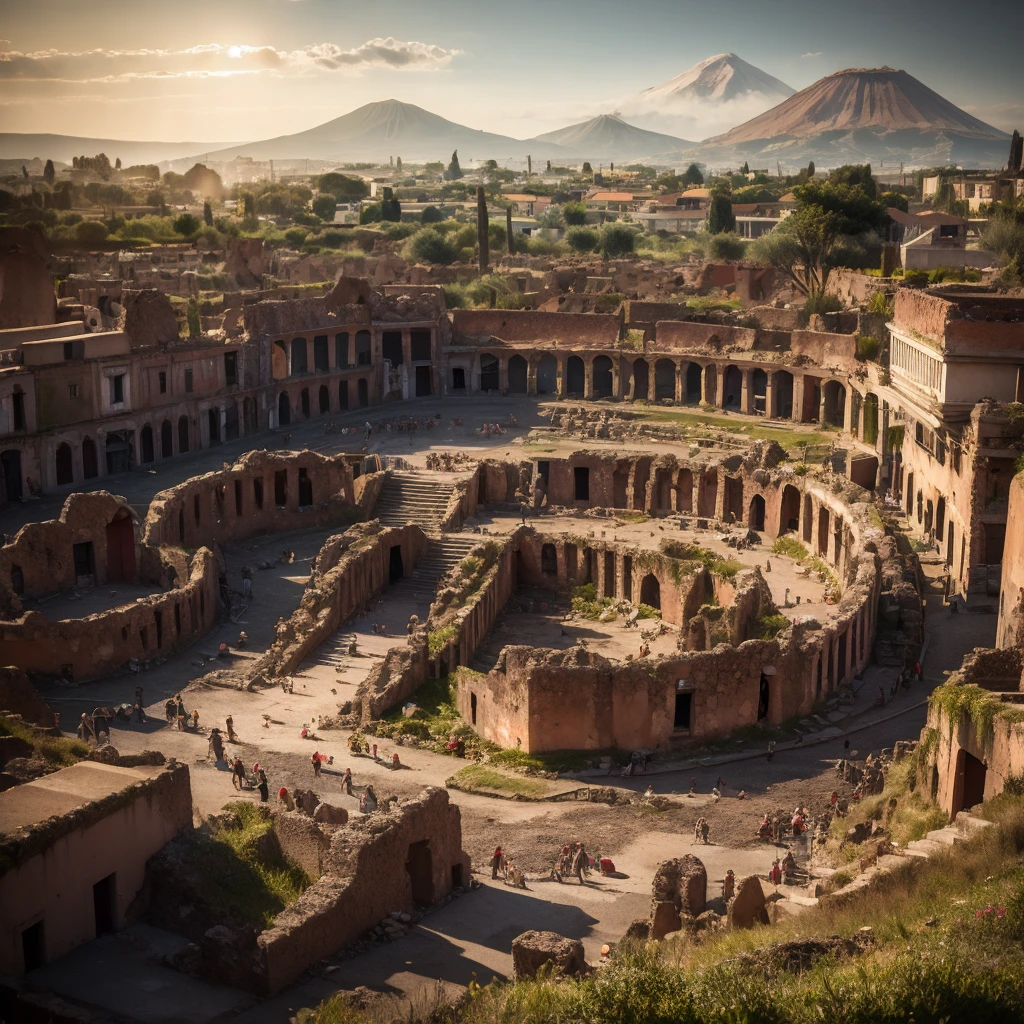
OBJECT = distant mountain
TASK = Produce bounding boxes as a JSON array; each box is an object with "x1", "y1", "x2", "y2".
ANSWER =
[
  {"x1": 197, "y1": 99, "x2": 572, "y2": 164},
  {"x1": 0, "y1": 133, "x2": 239, "y2": 166},
  {"x1": 698, "y1": 67, "x2": 1010, "y2": 168},
  {"x1": 532, "y1": 115, "x2": 692, "y2": 162},
  {"x1": 640, "y1": 53, "x2": 794, "y2": 105}
]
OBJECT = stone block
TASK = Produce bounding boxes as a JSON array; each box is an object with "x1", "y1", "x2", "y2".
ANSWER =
[
  {"x1": 727, "y1": 875, "x2": 770, "y2": 930},
  {"x1": 511, "y1": 930, "x2": 588, "y2": 980},
  {"x1": 313, "y1": 802, "x2": 349, "y2": 826},
  {"x1": 650, "y1": 900, "x2": 682, "y2": 940}
]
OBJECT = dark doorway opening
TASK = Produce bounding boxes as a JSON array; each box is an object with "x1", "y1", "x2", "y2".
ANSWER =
[
  {"x1": 674, "y1": 691, "x2": 692, "y2": 730},
  {"x1": 541, "y1": 543, "x2": 557, "y2": 575},
  {"x1": 470, "y1": 692, "x2": 477, "y2": 725},
  {"x1": 537, "y1": 355, "x2": 557, "y2": 394},
  {"x1": 178, "y1": 415, "x2": 190, "y2": 453},
  {"x1": 654, "y1": 359, "x2": 675, "y2": 400},
  {"x1": 357, "y1": 379, "x2": 369, "y2": 407},
  {"x1": 83, "y1": 437, "x2": 99, "y2": 477},
  {"x1": 298, "y1": 468, "x2": 313, "y2": 507},
  {"x1": 480, "y1": 355, "x2": 499, "y2": 392},
  {"x1": 632, "y1": 358, "x2": 649, "y2": 401},
  {"x1": 452, "y1": 367, "x2": 466, "y2": 391},
  {"x1": 160, "y1": 422, "x2": 172, "y2": 460},
  {"x1": 106, "y1": 514, "x2": 136, "y2": 582},
  {"x1": 639, "y1": 573, "x2": 660, "y2": 609},
  {"x1": 319, "y1": 384, "x2": 330, "y2": 414},
  {"x1": 140, "y1": 425, "x2": 154, "y2": 463},
  {"x1": 406, "y1": 840, "x2": 434, "y2": 906},
  {"x1": 411, "y1": 329, "x2": 432, "y2": 362},
  {"x1": 105, "y1": 431, "x2": 133, "y2": 475},
  {"x1": 574, "y1": 466, "x2": 589, "y2": 501},
  {"x1": 73, "y1": 540, "x2": 95, "y2": 581},
  {"x1": 389, "y1": 544, "x2": 404, "y2": 583},
  {"x1": 300, "y1": 388, "x2": 310, "y2": 418},
  {"x1": 278, "y1": 391, "x2": 291, "y2": 426},
  {"x1": 415, "y1": 365, "x2": 432, "y2": 397},
  {"x1": 749, "y1": 494, "x2": 766, "y2": 532},
  {"x1": 208, "y1": 408, "x2": 220, "y2": 445},
  {"x1": 757, "y1": 672, "x2": 770, "y2": 721},
  {"x1": 93, "y1": 873, "x2": 116, "y2": 935},
  {"x1": 955, "y1": 750, "x2": 987, "y2": 812},
  {"x1": 622, "y1": 555, "x2": 632, "y2": 601},
  {"x1": 592, "y1": 356, "x2": 613, "y2": 398},
  {"x1": 382, "y1": 331, "x2": 403, "y2": 366},
  {"x1": 604, "y1": 551, "x2": 615, "y2": 596},
  {"x1": 451, "y1": 864, "x2": 464, "y2": 889},
  {"x1": 338, "y1": 381, "x2": 349, "y2": 410},
  {"x1": 685, "y1": 362, "x2": 702, "y2": 403},
  {"x1": 565, "y1": 356, "x2": 585, "y2": 396},
  {"x1": 274, "y1": 470, "x2": 288, "y2": 507},
  {"x1": 55, "y1": 442, "x2": 74, "y2": 485},
  {"x1": 22, "y1": 920, "x2": 45, "y2": 973},
  {"x1": 508, "y1": 355, "x2": 527, "y2": 394}
]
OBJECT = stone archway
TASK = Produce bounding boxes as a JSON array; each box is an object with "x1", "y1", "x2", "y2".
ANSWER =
[
  {"x1": 654, "y1": 359, "x2": 675, "y2": 400},
  {"x1": 508, "y1": 354, "x2": 528, "y2": 394},
  {"x1": 748, "y1": 493, "x2": 766, "y2": 532},
  {"x1": 565, "y1": 356, "x2": 585, "y2": 396},
  {"x1": 773, "y1": 370, "x2": 794, "y2": 418},
  {"x1": 723, "y1": 365, "x2": 742, "y2": 410},
  {"x1": 639, "y1": 573, "x2": 660, "y2": 609},
  {"x1": 779, "y1": 485, "x2": 801, "y2": 535},
  {"x1": 592, "y1": 355, "x2": 614, "y2": 398},
  {"x1": 685, "y1": 363, "x2": 702, "y2": 404},
  {"x1": 632, "y1": 358, "x2": 649, "y2": 401},
  {"x1": 822, "y1": 380, "x2": 846, "y2": 428},
  {"x1": 536, "y1": 354, "x2": 557, "y2": 394},
  {"x1": 55, "y1": 442, "x2": 74, "y2": 486},
  {"x1": 278, "y1": 391, "x2": 291, "y2": 427}
]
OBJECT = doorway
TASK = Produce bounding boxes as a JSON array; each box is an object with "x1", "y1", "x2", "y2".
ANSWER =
[
  {"x1": 757, "y1": 672, "x2": 770, "y2": 721},
  {"x1": 73, "y1": 541, "x2": 95, "y2": 582},
  {"x1": 639, "y1": 573, "x2": 660, "y2": 609},
  {"x1": 954, "y1": 750, "x2": 987, "y2": 812},
  {"x1": 93, "y1": 873, "x2": 116, "y2": 935},
  {"x1": 278, "y1": 391, "x2": 291, "y2": 426},
  {"x1": 389, "y1": 544, "x2": 404, "y2": 583},
  {"x1": 4, "y1": 448, "x2": 26, "y2": 500},
  {"x1": 208, "y1": 409, "x2": 220, "y2": 445},
  {"x1": 674, "y1": 691, "x2": 691, "y2": 731},
  {"x1": 357, "y1": 379, "x2": 369, "y2": 407},
  {"x1": 415, "y1": 365, "x2": 432, "y2": 397},
  {"x1": 406, "y1": 840, "x2": 434, "y2": 906},
  {"x1": 106, "y1": 514, "x2": 136, "y2": 582},
  {"x1": 21, "y1": 920, "x2": 45, "y2": 972}
]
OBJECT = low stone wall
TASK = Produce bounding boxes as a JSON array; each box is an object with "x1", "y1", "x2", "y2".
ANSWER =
[
  {"x1": 0, "y1": 546, "x2": 221, "y2": 682},
  {"x1": 142, "y1": 449, "x2": 360, "y2": 550},
  {"x1": 258, "y1": 787, "x2": 470, "y2": 994},
  {"x1": 250, "y1": 522, "x2": 427, "y2": 682}
]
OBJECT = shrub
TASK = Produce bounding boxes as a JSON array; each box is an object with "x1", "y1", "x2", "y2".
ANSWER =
[
  {"x1": 600, "y1": 223, "x2": 636, "y2": 259},
  {"x1": 420, "y1": 205, "x2": 444, "y2": 224},
  {"x1": 704, "y1": 231, "x2": 746, "y2": 262},
  {"x1": 856, "y1": 335, "x2": 881, "y2": 361},
  {"x1": 75, "y1": 219, "x2": 108, "y2": 244},
  {"x1": 562, "y1": 200, "x2": 588, "y2": 225},
  {"x1": 799, "y1": 290, "x2": 843, "y2": 324},
  {"x1": 405, "y1": 228, "x2": 459, "y2": 265},
  {"x1": 173, "y1": 212, "x2": 201, "y2": 236},
  {"x1": 756, "y1": 613, "x2": 790, "y2": 639},
  {"x1": 284, "y1": 227, "x2": 308, "y2": 247},
  {"x1": 566, "y1": 226, "x2": 599, "y2": 253}
]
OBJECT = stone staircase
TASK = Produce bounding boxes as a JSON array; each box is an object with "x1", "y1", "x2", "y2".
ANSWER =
[
  {"x1": 389, "y1": 535, "x2": 480, "y2": 602},
  {"x1": 905, "y1": 810, "x2": 992, "y2": 858},
  {"x1": 373, "y1": 470, "x2": 459, "y2": 535}
]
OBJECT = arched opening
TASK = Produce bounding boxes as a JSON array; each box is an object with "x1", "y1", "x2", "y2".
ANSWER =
[
  {"x1": 291, "y1": 337, "x2": 308, "y2": 374},
  {"x1": 592, "y1": 355, "x2": 613, "y2": 398},
  {"x1": 723, "y1": 365, "x2": 742, "y2": 410},
  {"x1": 300, "y1": 388, "x2": 310, "y2": 418},
  {"x1": 140, "y1": 425, "x2": 154, "y2": 463},
  {"x1": 278, "y1": 391, "x2": 291, "y2": 426},
  {"x1": 177, "y1": 416, "x2": 190, "y2": 454},
  {"x1": 748, "y1": 493, "x2": 766, "y2": 532},
  {"x1": 698, "y1": 472, "x2": 718, "y2": 517},
  {"x1": 916, "y1": 490, "x2": 923, "y2": 524},
  {"x1": 639, "y1": 573, "x2": 660, "y2": 609},
  {"x1": 751, "y1": 368, "x2": 768, "y2": 415},
  {"x1": 779, "y1": 485, "x2": 801, "y2": 535},
  {"x1": 565, "y1": 355, "x2": 585, "y2": 396},
  {"x1": 863, "y1": 392, "x2": 879, "y2": 446},
  {"x1": 207, "y1": 408, "x2": 220, "y2": 445},
  {"x1": 159, "y1": 421, "x2": 172, "y2": 459},
  {"x1": 685, "y1": 362, "x2": 702, "y2": 404},
  {"x1": 354, "y1": 331, "x2": 371, "y2": 366},
  {"x1": 703, "y1": 363, "x2": 717, "y2": 404},
  {"x1": 55, "y1": 442, "x2": 74, "y2": 486},
  {"x1": 676, "y1": 468, "x2": 693, "y2": 511},
  {"x1": 946, "y1": 521, "x2": 955, "y2": 566},
  {"x1": 319, "y1": 384, "x2": 330, "y2": 414},
  {"x1": 631, "y1": 358, "x2": 649, "y2": 401},
  {"x1": 508, "y1": 354, "x2": 528, "y2": 394},
  {"x1": 405, "y1": 840, "x2": 434, "y2": 907},
  {"x1": 817, "y1": 506, "x2": 830, "y2": 556},
  {"x1": 541, "y1": 543, "x2": 558, "y2": 575},
  {"x1": 936, "y1": 496, "x2": 946, "y2": 539},
  {"x1": 906, "y1": 472, "x2": 915, "y2": 516},
  {"x1": 536, "y1": 354, "x2": 557, "y2": 394},
  {"x1": 357, "y1": 378, "x2": 369, "y2": 407},
  {"x1": 654, "y1": 359, "x2": 675, "y2": 400},
  {"x1": 802, "y1": 494, "x2": 813, "y2": 543},
  {"x1": 106, "y1": 511, "x2": 136, "y2": 582},
  {"x1": 924, "y1": 498, "x2": 934, "y2": 534},
  {"x1": 479, "y1": 354, "x2": 499, "y2": 392},
  {"x1": 822, "y1": 380, "x2": 846, "y2": 428},
  {"x1": 338, "y1": 381, "x2": 349, "y2": 411},
  {"x1": 772, "y1": 370, "x2": 794, "y2": 418},
  {"x1": 653, "y1": 468, "x2": 673, "y2": 510},
  {"x1": 83, "y1": 437, "x2": 99, "y2": 478},
  {"x1": 105, "y1": 430, "x2": 132, "y2": 474}
]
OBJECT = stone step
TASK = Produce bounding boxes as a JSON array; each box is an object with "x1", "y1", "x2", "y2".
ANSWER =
[
  {"x1": 925, "y1": 827, "x2": 960, "y2": 846},
  {"x1": 955, "y1": 812, "x2": 993, "y2": 835},
  {"x1": 906, "y1": 838, "x2": 949, "y2": 857}
]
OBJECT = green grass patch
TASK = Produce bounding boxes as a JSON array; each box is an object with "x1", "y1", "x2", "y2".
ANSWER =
[
  {"x1": 190, "y1": 804, "x2": 311, "y2": 930},
  {"x1": 446, "y1": 764, "x2": 548, "y2": 799},
  {"x1": 756, "y1": 612, "x2": 790, "y2": 639},
  {"x1": 772, "y1": 536, "x2": 808, "y2": 560},
  {"x1": 930, "y1": 682, "x2": 1024, "y2": 742},
  {"x1": 428, "y1": 622, "x2": 459, "y2": 655},
  {"x1": 642, "y1": 408, "x2": 829, "y2": 448},
  {"x1": 0, "y1": 715, "x2": 90, "y2": 768},
  {"x1": 571, "y1": 583, "x2": 618, "y2": 621},
  {"x1": 617, "y1": 510, "x2": 649, "y2": 523},
  {"x1": 659, "y1": 540, "x2": 743, "y2": 580}
]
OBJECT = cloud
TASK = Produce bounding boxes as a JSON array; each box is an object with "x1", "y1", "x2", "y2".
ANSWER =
[
  {"x1": 0, "y1": 37, "x2": 461, "y2": 82},
  {"x1": 801, "y1": 52, "x2": 823, "y2": 58}
]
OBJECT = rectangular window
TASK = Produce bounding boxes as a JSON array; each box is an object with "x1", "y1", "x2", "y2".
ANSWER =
[
  {"x1": 224, "y1": 353, "x2": 237, "y2": 387},
  {"x1": 110, "y1": 374, "x2": 124, "y2": 404},
  {"x1": 68, "y1": 383, "x2": 80, "y2": 399},
  {"x1": 184, "y1": 368, "x2": 194, "y2": 392},
  {"x1": 335, "y1": 332, "x2": 349, "y2": 368},
  {"x1": 159, "y1": 371, "x2": 167, "y2": 394},
  {"x1": 63, "y1": 341, "x2": 74, "y2": 360}
]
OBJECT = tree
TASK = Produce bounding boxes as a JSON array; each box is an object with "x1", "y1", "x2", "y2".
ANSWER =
[
  {"x1": 115, "y1": 157, "x2": 122, "y2": 170},
  {"x1": 562, "y1": 201, "x2": 588, "y2": 226},
  {"x1": 484, "y1": 159, "x2": 499, "y2": 171},
  {"x1": 705, "y1": 232, "x2": 746, "y2": 262},
  {"x1": 600, "y1": 223, "x2": 635, "y2": 259},
  {"x1": 421, "y1": 205, "x2": 443, "y2": 224},
  {"x1": 828, "y1": 163, "x2": 875, "y2": 199},
  {"x1": 396, "y1": 157, "x2": 403, "y2": 172},
  {"x1": 75, "y1": 220, "x2": 108, "y2": 245},
  {"x1": 581, "y1": 162, "x2": 593, "y2": 177},
  {"x1": 359, "y1": 203, "x2": 382, "y2": 224},
  {"x1": 316, "y1": 172, "x2": 370, "y2": 200},
  {"x1": 444, "y1": 150, "x2": 463, "y2": 181},
  {"x1": 982, "y1": 205, "x2": 1024, "y2": 281},
  {"x1": 807, "y1": 160, "x2": 816, "y2": 178},
  {"x1": 21, "y1": 166, "x2": 28, "y2": 179},
  {"x1": 203, "y1": 201, "x2": 213, "y2": 226},
  {"x1": 173, "y1": 212, "x2": 201, "y2": 236},
  {"x1": 566, "y1": 226, "x2": 599, "y2": 253},
  {"x1": 741, "y1": 161, "x2": 750, "y2": 175},
  {"x1": 707, "y1": 195, "x2": 736, "y2": 234},
  {"x1": 379, "y1": 187, "x2": 401, "y2": 222},
  {"x1": 880, "y1": 191, "x2": 909, "y2": 213},
  {"x1": 181, "y1": 163, "x2": 224, "y2": 198},
  {"x1": 239, "y1": 192, "x2": 256, "y2": 218},
  {"x1": 41, "y1": 159, "x2": 55, "y2": 184},
  {"x1": 682, "y1": 162, "x2": 704, "y2": 186},
  {"x1": 405, "y1": 228, "x2": 459, "y2": 264},
  {"x1": 312, "y1": 194, "x2": 338, "y2": 221}
]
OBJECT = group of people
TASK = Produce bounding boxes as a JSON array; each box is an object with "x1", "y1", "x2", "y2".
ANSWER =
[
  {"x1": 231, "y1": 758, "x2": 270, "y2": 801},
  {"x1": 552, "y1": 842, "x2": 592, "y2": 884},
  {"x1": 489, "y1": 846, "x2": 526, "y2": 888},
  {"x1": 477, "y1": 422, "x2": 507, "y2": 437},
  {"x1": 425, "y1": 450, "x2": 474, "y2": 471},
  {"x1": 164, "y1": 693, "x2": 198, "y2": 731},
  {"x1": 363, "y1": 415, "x2": 445, "y2": 442}
]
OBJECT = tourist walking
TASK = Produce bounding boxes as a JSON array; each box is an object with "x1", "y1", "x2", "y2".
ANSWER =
[
  {"x1": 365, "y1": 420, "x2": 372, "y2": 442},
  {"x1": 231, "y1": 757, "x2": 246, "y2": 790},
  {"x1": 256, "y1": 766, "x2": 269, "y2": 802},
  {"x1": 491, "y1": 846, "x2": 504, "y2": 879},
  {"x1": 226, "y1": 716, "x2": 238, "y2": 742},
  {"x1": 311, "y1": 751, "x2": 322, "y2": 778},
  {"x1": 343, "y1": 767, "x2": 353, "y2": 795}
]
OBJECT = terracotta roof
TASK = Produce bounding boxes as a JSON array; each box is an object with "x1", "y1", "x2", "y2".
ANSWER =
[
  {"x1": 779, "y1": 192, "x2": 798, "y2": 202},
  {"x1": 731, "y1": 204, "x2": 759, "y2": 215},
  {"x1": 503, "y1": 194, "x2": 538, "y2": 202},
  {"x1": 587, "y1": 191, "x2": 635, "y2": 202},
  {"x1": 682, "y1": 188, "x2": 711, "y2": 198}
]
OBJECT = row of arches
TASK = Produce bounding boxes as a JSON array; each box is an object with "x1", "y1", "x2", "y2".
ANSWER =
[{"x1": 276, "y1": 379, "x2": 369, "y2": 426}]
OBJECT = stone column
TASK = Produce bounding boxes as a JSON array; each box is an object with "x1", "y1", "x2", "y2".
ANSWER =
[
  {"x1": 583, "y1": 358, "x2": 594, "y2": 400},
  {"x1": 714, "y1": 469, "x2": 726, "y2": 520},
  {"x1": 555, "y1": 356, "x2": 565, "y2": 399},
  {"x1": 401, "y1": 329, "x2": 412, "y2": 369},
  {"x1": 714, "y1": 365, "x2": 726, "y2": 408},
  {"x1": 700, "y1": 364, "x2": 711, "y2": 404},
  {"x1": 647, "y1": 360, "x2": 657, "y2": 403},
  {"x1": 499, "y1": 356, "x2": 509, "y2": 394},
  {"x1": 792, "y1": 375, "x2": 806, "y2": 423},
  {"x1": 843, "y1": 387, "x2": 855, "y2": 435},
  {"x1": 765, "y1": 373, "x2": 775, "y2": 418},
  {"x1": 626, "y1": 464, "x2": 638, "y2": 511},
  {"x1": 95, "y1": 428, "x2": 107, "y2": 477},
  {"x1": 527, "y1": 358, "x2": 538, "y2": 396},
  {"x1": 610, "y1": 359, "x2": 621, "y2": 399},
  {"x1": 740, "y1": 369, "x2": 752, "y2": 415},
  {"x1": 674, "y1": 361, "x2": 683, "y2": 403}
]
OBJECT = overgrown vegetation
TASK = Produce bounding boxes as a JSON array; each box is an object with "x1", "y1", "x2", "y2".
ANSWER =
[
  {"x1": 930, "y1": 681, "x2": 1024, "y2": 743},
  {"x1": 660, "y1": 540, "x2": 743, "y2": 580},
  {"x1": 445, "y1": 764, "x2": 548, "y2": 799},
  {"x1": 427, "y1": 623, "x2": 460, "y2": 655},
  {"x1": 0, "y1": 714, "x2": 89, "y2": 768},
  {"x1": 772, "y1": 536, "x2": 808, "y2": 560},
  {"x1": 756, "y1": 612, "x2": 790, "y2": 639},
  {"x1": 571, "y1": 583, "x2": 618, "y2": 621}
]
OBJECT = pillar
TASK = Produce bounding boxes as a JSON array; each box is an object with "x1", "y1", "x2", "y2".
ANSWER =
[
  {"x1": 527, "y1": 359, "x2": 538, "y2": 396},
  {"x1": 95, "y1": 428, "x2": 107, "y2": 477},
  {"x1": 843, "y1": 387, "x2": 854, "y2": 435},
  {"x1": 714, "y1": 469, "x2": 726, "y2": 520},
  {"x1": 583, "y1": 357, "x2": 594, "y2": 400},
  {"x1": 499, "y1": 355, "x2": 509, "y2": 393},
  {"x1": 714, "y1": 364, "x2": 725, "y2": 408},
  {"x1": 647, "y1": 360, "x2": 657, "y2": 403},
  {"x1": 740, "y1": 369, "x2": 752, "y2": 415},
  {"x1": 765, "y1": 374, "x2": 775, "y2": 419},
  {"x1": 555, "y1": 356, "x2": 565, "y2": 399},
  {"x1": 672, "y1": 361, "x2": 682, "y2": 403},
  {"x1": 792, "y1": 375, "x2": 806, "y2": 423},
  {"x1": 401, "y1": 328, "x2": 412, "y2": 369},
  {"x1": 611, "y1": 360, "x2": 621, "y2": 399}
]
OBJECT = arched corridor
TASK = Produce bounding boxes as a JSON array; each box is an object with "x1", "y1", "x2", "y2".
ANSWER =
[{"x1": 592, "y1": 355, "x2": 614, "y2": 398}]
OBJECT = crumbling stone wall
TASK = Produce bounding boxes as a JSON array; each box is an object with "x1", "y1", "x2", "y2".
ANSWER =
[
  {"x1": 650, "y1": 855, "x2": 707, "y2": 938},
  {"x1": 258, "y1": 787, "x2": 470, "y2": 994},
  {"x1": 143, "y1": 450, "x2": 358, "y2": 550},
  {"x1": 0, "y1": 666, "x2": 55, "y2": 726},
  {"x1": 251, "y1": 523, "x2": 426, "y2": 683}
]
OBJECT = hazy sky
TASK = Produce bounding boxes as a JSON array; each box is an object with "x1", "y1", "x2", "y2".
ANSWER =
[{"x1": 2, "y1": 0, "x2": 1022, "y2": 142}]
